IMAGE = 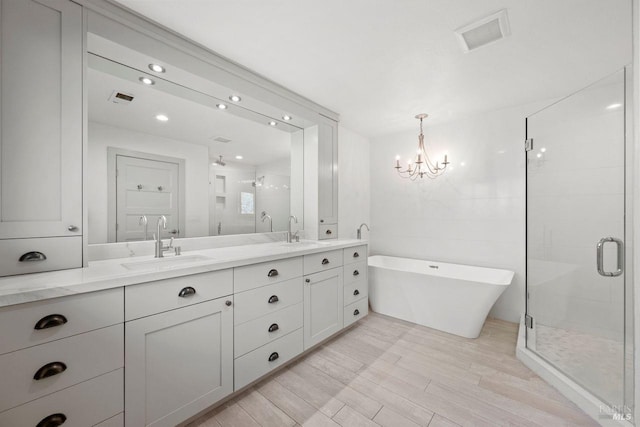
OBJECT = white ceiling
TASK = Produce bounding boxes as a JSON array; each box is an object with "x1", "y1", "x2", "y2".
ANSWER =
[{"x1": 113, "y1": 0, "x2": 632, "y2": 138}]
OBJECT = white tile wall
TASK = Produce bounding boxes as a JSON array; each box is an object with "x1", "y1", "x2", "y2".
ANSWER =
[{"x1": 369, "y1": 102, "x2": 547, "y2": 322}]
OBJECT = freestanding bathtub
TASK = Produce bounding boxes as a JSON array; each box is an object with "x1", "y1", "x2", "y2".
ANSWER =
[{"x1": 368, "y1": 255, "x2": 514, "y2": 338}]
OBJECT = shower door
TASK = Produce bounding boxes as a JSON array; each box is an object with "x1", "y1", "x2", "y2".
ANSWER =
[{"x1": 526, "y1": 69, "x2": 630, "y2": 410}]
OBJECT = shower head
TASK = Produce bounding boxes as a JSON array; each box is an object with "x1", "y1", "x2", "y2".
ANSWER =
[{"x1": 213, "y1": 155, "x2": 226, "y2": 167}]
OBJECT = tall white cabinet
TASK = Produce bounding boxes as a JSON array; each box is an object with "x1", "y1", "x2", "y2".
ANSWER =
[{"x1": 0, "y1": 0, "x2": 83, "y2": 275}]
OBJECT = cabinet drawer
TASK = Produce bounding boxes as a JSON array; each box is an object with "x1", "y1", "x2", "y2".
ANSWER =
[
  {"x1": 234, "y1": 278, "x2": 302, "y2": 325},
  {"x1": 0, "y1": 236, "x2": 82, "y2": 277},
  {"x1": 234, "y1": 328, "x2": 303, "y2": 391},
  {"x1": 344, "y1": 280, "x2": 368, "y2": 307},
  {"x1": 0, "y1": 368, "x2": 123, "y2": 427},
  {"x1": 344, "y1": 299, "x2": 369, "y2": 328},
  {"x1": 343, "y1": 260, "x2": 367, "y2": 286},
  {"x1": 303, "y1": 250, "x2": 342, "y2": 274},
  {"x1": 125, "y1": 269, "x2": 232, "y2": 321},
  {"x1": 343, "y1": 245, "x2": 367, "y2": 265},
  {"x1": 0, "y1": 324, "x2": 123, "y2": 412},
  {"x1": 234, "y1": 302, "x2": 303, "y2": 358},
  {"x1": 234, "y1": 257, "x2": 303, "y2": 293},
  {"x1": 0, "y1": 288, "x2": 123, "y2": 355},
  {"x1": 318, "y1": 224, "x2": 337, "y2": 240}
]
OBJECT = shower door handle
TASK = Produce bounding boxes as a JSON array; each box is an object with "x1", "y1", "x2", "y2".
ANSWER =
[{"x1": 597, "y1": 237, "x2": 624, "y2": 277}]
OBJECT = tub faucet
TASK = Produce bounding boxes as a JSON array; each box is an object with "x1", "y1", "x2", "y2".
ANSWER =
[
  {"x1": 154, "y1": 215, "x2": 173, "y2": 258},
  {"x1": 357, "y1": 223, "x2": 370, "y2": 240},
  {"x1": 287, "y1": 215, "x2": 298, "y2": 243}
]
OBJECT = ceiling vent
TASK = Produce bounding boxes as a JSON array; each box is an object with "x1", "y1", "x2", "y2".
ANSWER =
[
  {"x1": 212, "y1": 136, "x2": 232, "y2": 143},
  {"x1": 108, "y1": 90, "x2": 134, "y2": 104},
  {"x1": 455, "y1": 9, "x2": 510, "y2": 52}
]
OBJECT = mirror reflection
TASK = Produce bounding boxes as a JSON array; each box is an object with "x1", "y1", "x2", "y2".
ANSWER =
[{"x1": 87, "y1": 55, "x2": 304, "y2": 244}]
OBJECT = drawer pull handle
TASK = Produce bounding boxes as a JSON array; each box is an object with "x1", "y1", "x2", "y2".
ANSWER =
[
  {"x1": 36, "y1": 413, "x2": 67, "y2": 427},
  {"x1": 268, "y1": 352, "x2": 279, "y2": 362},
  {"x1": 326, "y1": 229, "x2": 332, "y2": 235},
  {"x1": 178, "y1": 287, "x2": 197, "y2": 297},
  {"x1": 321, "y1": 258, "x2": 330, "y2": 265},
  {"x1": 268, "y1": 323, "x2": 279, "y2": 332},
  {"x1": 267, "y1": 269, "x2": 279, "y2": 277},
  {"x1": 19, "y1": 251, "x2": 47, "y2": 262},
  {"x1": 225, "y1": 300, "x2": 232, "y2": 306},
  {"x1": 33, "y1": 362, "x2": 67, "y2": 380},
  {"x1": 67, "y1": 225, "x2": 79, "y2": 232},
  {"x1": 354, "y1": 309, "x2": 360, "y2": 316},
  {"x1": 34, "y1": 314, "x2": 68, "y2": 330},
  {"x1": 353, "y1": 252, "x2": 360, "y2": 258},
  {"x1": 353, "y1": 270, "x2": 360, "y2": 276},
  {"x1": 354, "y1": 289, "x2": 360, "y2": 296},
  {"x1": 268, "y1": 295, "x2": 279, "y2": 304}
]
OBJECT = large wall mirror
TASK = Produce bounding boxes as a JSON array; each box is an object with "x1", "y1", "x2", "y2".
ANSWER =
[{"x1": 86, "y1": 36, "x2": 307, "y2": 244}]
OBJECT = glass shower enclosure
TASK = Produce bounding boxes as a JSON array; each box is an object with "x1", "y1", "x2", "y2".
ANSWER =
[{"x1": 525, "y1": 68, "x2": 633, "y2": 418}]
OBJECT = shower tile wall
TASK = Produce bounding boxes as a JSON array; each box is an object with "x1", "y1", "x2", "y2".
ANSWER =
[{"x1": 369, "y1": 101, "x2": 547, "y2": 322}]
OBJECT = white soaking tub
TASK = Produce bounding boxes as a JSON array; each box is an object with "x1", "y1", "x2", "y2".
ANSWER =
[{"x1": 368, "y1": 255, "x2": 514, "y2": 338}]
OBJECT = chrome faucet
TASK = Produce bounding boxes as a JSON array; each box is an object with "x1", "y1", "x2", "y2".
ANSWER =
[
  {"x1": 154, "y1": 215, "x2": 173, "y2": 258},
  {"x1": 287, "y1": 215, "x2": 298, "y2": 243},
  {"x1": 261, "y1": 211, "x2": 273, "y2": 232},
  {"x1": 139, "y1": 215, "x2": 148, "y2": 241},
  {"x1": 357, "y1": 223, "x2": 370, "y2": 240}
]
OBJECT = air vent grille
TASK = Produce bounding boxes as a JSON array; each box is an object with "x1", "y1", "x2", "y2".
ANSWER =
[
  {"x1": 455, "y1": 9, "x2": 510, "y2": 52},
  {"x1": 108, "y1": 90, "x2": 134, "y2": 104},
  {"x1": 212, "y1": 136, "x2": 232, "y2": 143}
]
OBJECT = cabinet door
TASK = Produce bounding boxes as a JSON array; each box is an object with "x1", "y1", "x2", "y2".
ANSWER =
[
  {"x1": 304, "y1": 268, "x2": 343, "y2": 349},
  {"x1": 317, "y1": 121, "x2": 338, "y2": 226},
  {"x1": 0, "y1": 0, "x2": 82, "y2": 239},
  {"x1": 125, "y1": 298, "x2": 233, "y2": 427}
]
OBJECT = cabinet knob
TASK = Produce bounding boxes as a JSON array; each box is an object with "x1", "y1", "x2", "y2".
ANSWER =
[
  {"x1": 354, "y1": 309, "x2": 360, "y2": 316},
  {"x1": 267, "y1": 269, "x2": 279, "y2": 278},
  {"x1": 268, "y1": 323, "x2": 279, "y2": 333},
  {"x1": 353, "y1": 252, "x2": 360, "y2": 258},
  {"x1": 326, "y1": 229, "x2": 332, "y2": 235},
  {"x1": 225, "y1": 300, "x2": 232, "y2": 306},
  {"x1": 353, "y1": 289, "x2": 360, "y2": 296},
  {"x1": 268, "y1": 352, "x2": 280, "y2": 362},
  {"x1": 178, "y1": 287, "x2": 197, "y2": 298},
  {"x1": 305, "y1": 278, "x2": 311, "y2": 283},
  {"x1": 19, "y1": 251, "x2": 47, "y2": 262},
  {"x1": 321, "y1": 258, "x2": 330, "y2": 265},
  {"x1": 36, "y1": 413, "x2": 67, "y2": 427},
  {"x1": 33, "y1": 362, "x2": 67, "y2": 381},
  {"x1": 320, "y1": 219, "x2": 325, "y2": 223},
  {"x1": 34, "y1": 314, "x2": 68, "y2": 330},
  {"x1": 353, "y1": 270, "x2": 360, "y2": 276},
  {"x1": 268, "y1": 295, "x2": 279, "y2": 304},
  {"x1": 67, "y1": 225, "x2": 79, "y2": 232}
]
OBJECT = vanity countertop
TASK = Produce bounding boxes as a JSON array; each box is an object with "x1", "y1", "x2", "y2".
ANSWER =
[{"x1": 0, "y1": 240, "x2": 367, "y2": 308}]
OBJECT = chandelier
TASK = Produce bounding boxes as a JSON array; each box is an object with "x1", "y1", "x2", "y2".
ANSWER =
[{"x1": 394, "y1": 114, "x2": 449, "y2": 180}]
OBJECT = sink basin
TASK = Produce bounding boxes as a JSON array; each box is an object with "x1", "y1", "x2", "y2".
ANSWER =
[
  {"x1": 280, "y1": 241, "x2": 332, "y2": 248},
  {"x1": 122, "y1": 255, "x2": 213, "y2": 271}
]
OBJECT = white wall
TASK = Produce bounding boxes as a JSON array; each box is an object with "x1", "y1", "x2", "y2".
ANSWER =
[
  {"x1": 87, "y1": 121, "x2": 209, "y2": 243},
  {"x1": 369, "y1": 103, "x2": 544, "y2": 322},
  {"x1": 338, "y1": 126, "x2": 370, "y2": 240}
]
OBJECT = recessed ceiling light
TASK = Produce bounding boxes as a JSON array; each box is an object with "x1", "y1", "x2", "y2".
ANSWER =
[
  {"x1": 229, "y1": 95, "x2": 241, "y2": 102},
  {"x1": 268, "y1": 121, "x2": 277, "y2": 126},
  {"x1": 217, "y1": 103, "x2": 228, "y2": 110},
  {"x1": 139, "y1": 77, "x2": 155, "y2": 85},
  {"x1": 540, "y1": 147, "x2": 547, "y2": 153},
  {"x1": 148, "y1": 63, "x2": 165, "y2": 73},
  {"x1": 155, "y1": 114, "x2": 169, "y2": 122},
  {"x1": 460, "y1": 162, "x2": 466, "y2": 166},
  {"x1": 235, "y1": 155, "x2": 243, "y2": 160},
  {"x1": 536, "y1": 153, "x2": 542, "y2": 158},
  {"x1": 497, "y1": 150, "x2": 506, "y2": 154},
  {"x1": 282, "y1": 115, "x2": 292, "y2": 121},
  {"x1": 607, "y1": 103, "x2": 622, "y2": 110}
]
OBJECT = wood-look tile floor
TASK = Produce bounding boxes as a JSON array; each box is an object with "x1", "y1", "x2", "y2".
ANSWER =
[{"x1": 187, "y1": 312, "x2": 598, "y2": 427}]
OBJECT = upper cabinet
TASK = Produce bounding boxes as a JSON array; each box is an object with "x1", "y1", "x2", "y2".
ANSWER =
[
  {"x1": 318, "y1": 122, "x2": 338, "y2": 226},
  {"x1": 0, "y1": 0, "x2": 83, "y2": 275}
]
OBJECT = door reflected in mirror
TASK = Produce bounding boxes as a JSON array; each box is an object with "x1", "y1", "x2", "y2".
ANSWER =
[{"x1": 87, "y1": 54, "x2": 305, "y2": 244}]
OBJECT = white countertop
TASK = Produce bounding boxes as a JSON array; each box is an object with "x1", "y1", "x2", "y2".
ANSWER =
[{"x1": 0, "y1": 239, "x2": 367, "y2": 308}]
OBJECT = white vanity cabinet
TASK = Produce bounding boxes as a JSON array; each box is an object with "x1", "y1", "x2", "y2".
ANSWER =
[
  {"x1": 0, "y1": 0, "x2": 83, "y2": 275},
  {"x1": 0, "y1": 288, "x2": 124, "y2": 426},
  {"x1": 303, "y1": 250, "x2": 345, "y2": 349},
  {"x1": 124, "y1": 271, "x2": 234, "y2": 427}
]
